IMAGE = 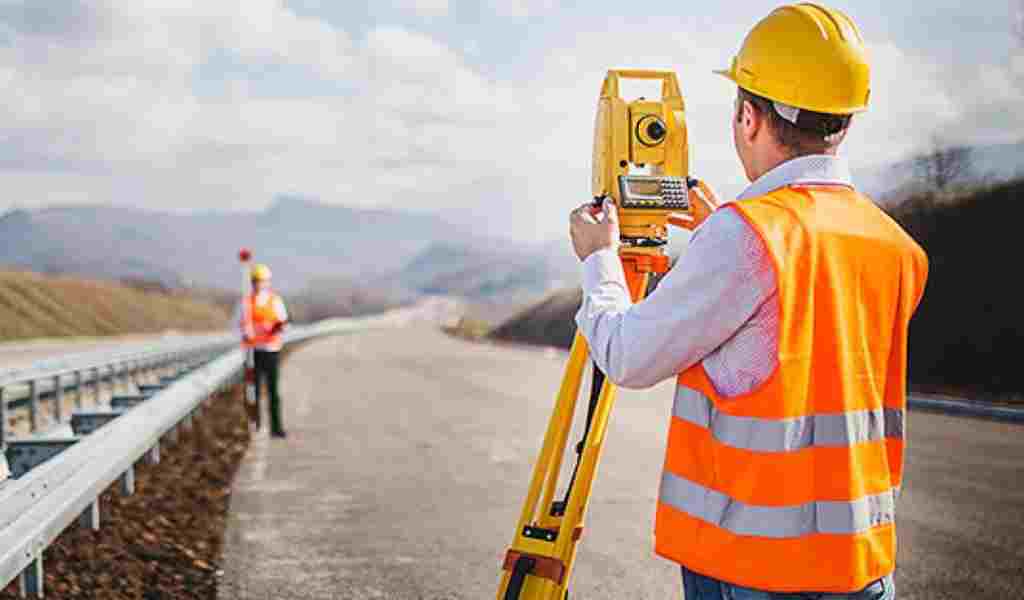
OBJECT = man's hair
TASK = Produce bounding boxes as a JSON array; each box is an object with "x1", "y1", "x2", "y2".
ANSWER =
[{"x1": 737, "y1": 88, "x2": 852, "y2": 157}]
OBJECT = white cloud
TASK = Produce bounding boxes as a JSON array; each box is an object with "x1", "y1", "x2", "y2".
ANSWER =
[
  {"x1": 392, "y1": 0, "x2": 449, "y2": 18},
  {"x1": 1, "y1": 2, "x2": 1022, "y2": 243},
  {"x1": 489, "y1": 0, "x2": 559, "y2": 18}
]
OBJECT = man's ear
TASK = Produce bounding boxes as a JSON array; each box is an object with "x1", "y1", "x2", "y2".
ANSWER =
[{"x1": 740, "y1": 99, "x2": 761, "y2": 145}]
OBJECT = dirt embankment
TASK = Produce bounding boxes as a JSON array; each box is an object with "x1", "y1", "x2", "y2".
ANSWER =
[
  {"x1": 0, "y1": 385, "x2": 250, "y2": 600},
  {"x1": 0, "y1": 270, "x2": 230, "y2": 341}
]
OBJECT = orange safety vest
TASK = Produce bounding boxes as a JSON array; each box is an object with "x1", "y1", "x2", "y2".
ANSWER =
[
  {"x1": 241, "y1": 292, "x2": 285, "y2": 351},
  {"x1": 655, "y1": 185, "x2": 928, "y2": 593}
]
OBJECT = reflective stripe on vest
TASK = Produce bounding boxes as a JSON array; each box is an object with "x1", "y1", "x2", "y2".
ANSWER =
[
  {"x1": 660, "y1": 471, "x2": 896, "y2": 538},
  {"x1": 654, "y1": 185, "x2": 928, "y2": 593},
  {"x1": 672, "y1": 387, "x2": 905, "y2": 452}
]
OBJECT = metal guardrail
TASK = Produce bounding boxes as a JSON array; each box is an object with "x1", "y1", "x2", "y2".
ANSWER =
[
  {"x1": 0, "y1": 334, "x2": 237, "y2": 444},
  {"x1": 0, "y1": 315, "x2": 389, "y2": 597},
  {"x1": 908, "y1": 393, "x2": 1024, "y2": 423}
]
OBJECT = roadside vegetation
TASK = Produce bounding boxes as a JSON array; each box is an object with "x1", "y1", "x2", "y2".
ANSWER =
[
  {"x1": 0, "y1": 270, "x2": 230, "y2": 341},
  {"x1": 891, "y1": 178, "x2": 1023, "y2": 404}
]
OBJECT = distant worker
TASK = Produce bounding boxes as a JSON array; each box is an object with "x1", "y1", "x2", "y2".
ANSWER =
[
  {"x1": 570, "y1": 4, "x2": 928, "y2": 599},
  {"x1": 236, "y1": 263, "x2": 290, "y2": 438}
]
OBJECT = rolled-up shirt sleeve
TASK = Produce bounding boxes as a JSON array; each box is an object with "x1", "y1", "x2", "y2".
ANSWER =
[
  {"x1": 574, "y1": 206, "x2": 773, "y2": 389},
  {"x1": 273, "y1": 296, "x2": 288, "y2": 323}
]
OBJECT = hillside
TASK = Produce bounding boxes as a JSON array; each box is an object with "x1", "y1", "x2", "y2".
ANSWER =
[
  {"x1": 892, "y1": 179, "x2": 1024, "y2": 401},
  {"x1": 854, "y1": 139, "x2": 1024, "y2": 204},
  {"x1": 489, "y1": 288, "x2": 581, "y2": 349},
  {"x1": 0, "y1": 270, "x2": 230, "y2": 341}
]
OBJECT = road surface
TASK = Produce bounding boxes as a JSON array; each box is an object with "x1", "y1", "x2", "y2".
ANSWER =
[{"x1": 219, "y1": 326, "x2": 1024, "y2": 599}]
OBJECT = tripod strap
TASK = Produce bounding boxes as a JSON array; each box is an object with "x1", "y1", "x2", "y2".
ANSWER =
[{"x1": 558, "y1": 362, "x2": 605, "y2": 511}]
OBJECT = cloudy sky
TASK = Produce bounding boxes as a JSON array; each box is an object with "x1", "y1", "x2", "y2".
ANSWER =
[{"x1": 2, "y1": 0, "x2": 1022, "y2": 240}]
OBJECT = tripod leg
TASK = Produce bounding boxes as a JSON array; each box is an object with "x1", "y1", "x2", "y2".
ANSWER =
[
  {"x1": 497, "y1": 260, "x2": 654, "y2": 600},
  {"x1": 497, "y1": 334, "x2": 590, "y2": 600},
  {"x1": 514, "y1": 333, "x2": 588, "y2": 531}
]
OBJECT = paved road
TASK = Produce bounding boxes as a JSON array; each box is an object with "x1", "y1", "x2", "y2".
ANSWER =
[{"x1": 219, "y1": 327, "x2": 1024, "y2": 600}]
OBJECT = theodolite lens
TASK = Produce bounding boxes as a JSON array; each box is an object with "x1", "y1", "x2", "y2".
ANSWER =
[{"x1": 646, "y1": 119, "x2": 667, "y2": 142}]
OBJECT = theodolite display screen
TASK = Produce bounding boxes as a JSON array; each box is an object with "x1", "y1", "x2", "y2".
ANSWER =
[
  {"x1": 628, "y1": 179, "x2": 661, "y2": 196},
  {"x1": 618, "y1": 175, "x2": 690, "y2": 210}
]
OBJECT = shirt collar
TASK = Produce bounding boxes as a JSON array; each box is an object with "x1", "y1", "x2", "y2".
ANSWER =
[{"x1": 735, "y1": 154, "x2": 854, "y2": 201}]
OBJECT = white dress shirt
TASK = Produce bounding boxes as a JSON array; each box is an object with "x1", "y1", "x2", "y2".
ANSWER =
[{"x1": 575, "y1": 155, "x2": 854, "y2": 395}]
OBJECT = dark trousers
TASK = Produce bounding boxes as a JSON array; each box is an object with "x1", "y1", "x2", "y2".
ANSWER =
[{"x1": 253, "y1": 350, "x2": 283, "y2": 433}]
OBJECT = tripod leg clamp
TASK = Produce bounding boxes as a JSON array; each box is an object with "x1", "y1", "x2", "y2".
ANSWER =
[{"x1": 502, "y1": 551, "x2": 567, "y2": 588}]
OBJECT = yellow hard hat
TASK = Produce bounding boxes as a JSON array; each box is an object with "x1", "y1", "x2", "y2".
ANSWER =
[
  {"x1": 715, "y1": 3, "x2": 870, "y2": 115},
  {"x1": 250, "y1": 263, "x2": 272, "y2": 281}
]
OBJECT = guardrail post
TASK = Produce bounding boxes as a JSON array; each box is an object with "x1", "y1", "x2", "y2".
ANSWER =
[
  {"x1": 28, "y1": 379, "x2": 39, "y2": 433},
  {"x1": 114, "y1": 363, "x2": 120, "y2": 388},
  {"x1": 78, "y1": 499, "x2": 100, "y2": 531},
  {"x1": 18, "y1": 554, "x2": 43, "y2": 597},
  {"x1": 93, "y1": 366, "x2": 102, "y2": 404},
  {"x1": 53, "y1": 374, "x2": 63, "y2": 424},
  {"x1": 73, "y1": 370, "x2": 83, "y2": 409},
  {"x1": 0, "y1": 386, "x2": 6, "y2": 451},
  {"x1": 120, "y1": 466, "x2": 135, "y2": 495}
]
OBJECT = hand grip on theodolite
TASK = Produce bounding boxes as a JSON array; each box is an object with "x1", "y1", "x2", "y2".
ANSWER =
[{"x1": 668, "y1": 177, "x2": 717, "y2": 230}]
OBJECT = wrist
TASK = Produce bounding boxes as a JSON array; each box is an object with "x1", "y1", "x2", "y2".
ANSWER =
[{"x1": 585, "y1": 241, "x2": 619, "y2": 260}]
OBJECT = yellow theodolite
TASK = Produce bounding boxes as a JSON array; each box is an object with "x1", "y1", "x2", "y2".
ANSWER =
[{"x1": 496, "y1": 69, "x2": 700, "y2": 600}]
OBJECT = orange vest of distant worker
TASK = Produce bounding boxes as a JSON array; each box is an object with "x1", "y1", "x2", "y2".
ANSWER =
[
  {"x1": 242, "y1": 292, "x2": 284, "y2": 350},
  {"x1": 655, "y1": 185, "x2": 928, "y2": 593}
]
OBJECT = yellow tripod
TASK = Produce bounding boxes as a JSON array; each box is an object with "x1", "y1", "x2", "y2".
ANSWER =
[{"x1": 497, "y1": 69, "x2": 692, "y2": 599}]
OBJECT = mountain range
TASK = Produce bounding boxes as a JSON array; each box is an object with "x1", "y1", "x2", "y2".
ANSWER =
[
  {"x1": 3, "y1": 140, "x2": 1019, "y2": 308},
  {"x1": 0, "y1": 195, "x2": 578, "y2": 304}
]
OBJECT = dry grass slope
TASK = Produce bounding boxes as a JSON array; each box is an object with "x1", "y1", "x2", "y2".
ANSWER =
[{"x1": 0, "y1": 270, "x2": 229, "y2": 341}]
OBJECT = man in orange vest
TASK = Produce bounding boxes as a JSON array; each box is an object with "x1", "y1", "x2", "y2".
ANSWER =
[
  {"x1": 570, "y1": 4, "x2": 928, "y2": 599},
  {"x1": 236, "y1": 263, "x2": 290, "y2": 438}
]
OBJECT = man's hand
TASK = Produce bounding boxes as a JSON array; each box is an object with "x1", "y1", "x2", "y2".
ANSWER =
[{"x1": 570, "y1": 199, "x2": 619, "y2": 261}]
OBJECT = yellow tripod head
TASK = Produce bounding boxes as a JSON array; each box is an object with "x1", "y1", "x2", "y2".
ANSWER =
[{"x1": 592, "y1": 69, "x2": 691, "y2": 244}]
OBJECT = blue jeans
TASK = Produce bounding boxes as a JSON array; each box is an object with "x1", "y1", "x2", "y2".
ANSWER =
[{"x1": 682, "y1": 567, "x2": 895, "y2": 600}]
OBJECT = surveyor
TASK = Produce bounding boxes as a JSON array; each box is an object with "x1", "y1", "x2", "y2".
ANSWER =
[
  {"x1": 235, "y1": 263, "x2": 290, "y2": 438},
  {"x1": 569, "y1": 3, "x2": 928, "y2": 599}
]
